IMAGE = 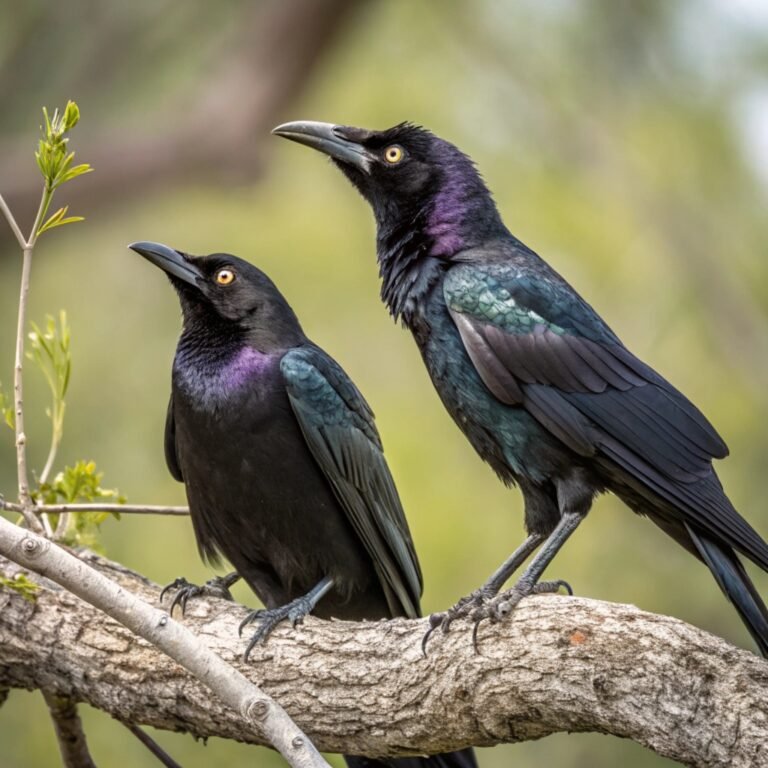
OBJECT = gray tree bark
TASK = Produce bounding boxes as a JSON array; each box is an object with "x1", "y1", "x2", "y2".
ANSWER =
[{"x1": 1, "y1": 552, "x2": 766, "y2": 767}]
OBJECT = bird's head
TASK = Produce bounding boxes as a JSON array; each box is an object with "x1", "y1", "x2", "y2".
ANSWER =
[
  {"x1": 128, "y1": 242, "x2": 303, "y2": 351},
  {"x1": 273, "y1": 120, "x2": 506, "y2": 259}
]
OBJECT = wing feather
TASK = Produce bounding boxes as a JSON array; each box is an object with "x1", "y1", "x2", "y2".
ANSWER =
[
  {"x1": 281, "y1": 346, "x2": 423, "y2": 619},
  {"x1": 443, "y1": 262, "x2": 768, "y2": 569}
]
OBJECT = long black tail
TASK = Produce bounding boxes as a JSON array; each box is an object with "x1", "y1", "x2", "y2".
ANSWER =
[
  {"x1": 688, "y1": 525, "x2": 768, "y2": 658},
  {"x1": 344, "y1": 747, "x2": 478, "y2": 768}
]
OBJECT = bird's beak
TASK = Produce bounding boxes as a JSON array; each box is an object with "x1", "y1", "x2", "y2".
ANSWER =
[
  {"x1": 272, "y1": 120, "x2": 373, "y2": 174},
  {"x1": 128, "y1": 241, "x2": 203, "y2": 287}
]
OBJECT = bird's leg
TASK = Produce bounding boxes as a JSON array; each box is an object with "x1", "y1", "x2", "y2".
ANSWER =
[
  {"x1": 471, "y1": 510, "x2": 584, "y2": 649},
  {"x1": 160, "y1": 571, "x2": 241, "y2": 616},
  {"x1": 239, "y1": 575, "x2": 335, "y2": 661},
  {"x1": 422, "y1": 533, "x2": 544, "y2": 654}
]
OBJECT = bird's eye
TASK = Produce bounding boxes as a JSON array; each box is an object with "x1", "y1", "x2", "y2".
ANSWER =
[
  {"x1": 215, "y1": 268, "x2": 236, "y2": 285},
  {"x1": 384, "y1": 145, "x2": 404, "y2": 164}
]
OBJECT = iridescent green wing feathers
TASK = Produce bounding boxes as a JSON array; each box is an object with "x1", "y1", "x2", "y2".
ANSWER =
[{"x1": 281, "y1": 345, "x2": 423, "y2": 619}]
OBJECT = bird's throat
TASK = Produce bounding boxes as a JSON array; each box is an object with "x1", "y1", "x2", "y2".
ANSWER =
[{"x1": 174, "y1": 342, "x2": 278, "y2": 405}]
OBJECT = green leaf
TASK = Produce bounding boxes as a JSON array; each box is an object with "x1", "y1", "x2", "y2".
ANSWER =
[
  {"x1": 37, "y1": 205, "x2": 85, "y2": 235},
  {"x1": 35, "y1": 101, "x2": 90, "y2": 198},
  {"x1": 0, "y1": 572, "x2": 39, "y2": 602},
  {"x1": 61, "y1": 100, "x2": 80, "y2": 132}
]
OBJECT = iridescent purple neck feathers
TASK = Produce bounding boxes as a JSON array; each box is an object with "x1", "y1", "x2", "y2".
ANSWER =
[
  {"x1": 425, "y1": 141, "x2": 498, "y2": 258},
  {"x1": 174, "y1": 344, "x2": 279, "y2": 405},
  {"x1": 375, "y1": 141, "x2": 504, "y2": 322}
]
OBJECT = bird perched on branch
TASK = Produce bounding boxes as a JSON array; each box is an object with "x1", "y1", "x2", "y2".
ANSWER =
[
  {"x1": 273, "y1": 120, "x2": 768, "y2": 657},
  {"x1": 128, "y1": 241, "x2": 477, "y2": 768}
]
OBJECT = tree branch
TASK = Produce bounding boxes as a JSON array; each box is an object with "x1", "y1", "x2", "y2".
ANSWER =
[
  {"x1": 1, "y1": 500, "x2": 189, "y2": 516},
  {"x1": 123, "y1": 723, "x2": 183, "y2": 768},
  {"x1": 0, "y1": 0, "x2": 361, "y2": 229},
  {"x1": 0, "y1": 518, "x2": 330, "y2": 768},
  {"x1": 0, "y1": 548, "x2": 765, "y2": 767},
  {"x1": 42, "y1": 689, "x2": 97, "y2": 768}
]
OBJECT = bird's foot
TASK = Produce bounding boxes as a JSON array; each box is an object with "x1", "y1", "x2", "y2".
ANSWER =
[
  {"x1": 239, "y1": 595, "x2": 314, "y2": 661},
  {"x1": 159, "y1": 574, "x2": 237, "y2": 616},
  {"x1": 470, "y1": 578, "x2": 572, "y2": 651},
  {"x1": 421, "y1": 586, "x2": 497, "y2": 655}
]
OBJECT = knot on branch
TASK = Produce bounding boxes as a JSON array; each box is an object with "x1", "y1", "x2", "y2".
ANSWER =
[
  {"x1": 244, "y1": 697, "x2": 271, "y2": 722},
  {"x1": 16, "y1": 534, "x2": 50, "y2": 562}
]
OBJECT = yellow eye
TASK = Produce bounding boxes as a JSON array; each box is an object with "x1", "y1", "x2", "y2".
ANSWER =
[
  {"x1": 215, "y1": 268, "x2": 236, "y2": 285},
  {"x1": 384, "y1": 145, "x2": 404, "y2": 164}
]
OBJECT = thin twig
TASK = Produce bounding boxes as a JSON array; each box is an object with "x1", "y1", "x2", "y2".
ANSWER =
[
  {"x1": 0, "y1": 517, "x2": 330, "y2": 768},
  {"x1": 0, "y1": 193, "x2": 27, "y2": 249},
  {"x1": 1, "y1": 500, "x2": 188, "y2": 516},
  {"x1": 13, "y1": 242, "x2": 40, "y2": 531},
  {"x1": 123, "y1": 723, "x2": 182, "y2": 768},
  {"x1": 42, "y1": 690, "x2": 97, "y2": 768},
  {"x1": 10, "y1": 184, "x2": 54, "y2": 534}
]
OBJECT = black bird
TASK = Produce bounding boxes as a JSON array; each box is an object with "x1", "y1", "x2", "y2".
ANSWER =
[
  {"x1": 128, "y1": 241, "x2": 477, "y2": 768},
  {"x1": 272, "y1": 120, "x2": 768, "y2": 656}
]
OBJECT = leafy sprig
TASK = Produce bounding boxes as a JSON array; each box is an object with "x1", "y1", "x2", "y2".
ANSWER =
[
  {"x1": 34, "y1": 461, "x2": 125, "y2": 549},
  {"x1": 34, "y1": 101, "x2": 92, "y2": 239}
]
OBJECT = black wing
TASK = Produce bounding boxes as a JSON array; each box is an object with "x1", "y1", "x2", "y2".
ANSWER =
[
  {"x1": 164, "y1": 393, "x2": 183, "y2": 482},
  {"x1": 445, "y1": 260, "x2": 768, "y2": 571},
  {"x1": 281, "y1": 345, "x2": 423, "y2": 619}
]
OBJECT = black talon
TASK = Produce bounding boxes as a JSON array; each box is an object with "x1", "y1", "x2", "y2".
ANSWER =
[
  {"x1": 161, "y1": 572, "x2": 241, "y2": 616},
  {"x1": 533, "y1": 578, "x2": 573, "y2": 596},
  {"x1": 239, "y1": 576, "x2": 334, "y2": 661},
  {"x1": 421, "y1": 614, "x2": 445, "y2": 657},
  {"x1": 238, "y1": 609, "x2": 264, "y2": 637},
  {"x1": 159, "y1": 577, "x2": 189, "y2": 604},
  {"x1": 471, "y1": 616, "x2": 484, "y2": 653}
]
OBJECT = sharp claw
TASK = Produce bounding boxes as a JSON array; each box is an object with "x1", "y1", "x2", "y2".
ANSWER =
[
  {"x1": 471, "y1": 617, "x2": 484, "y2": 653},
  {"x1": 243, "y1": 633, "x2": 261, "y2": 663},
  {"x1": 421, "y1": 624, "x2": 437, "y2": 657},
  {"x1": 238, "y1": 612, "x2": 255, "y2": 637},
  {"x1": 159, "y1": 577, "x2": 186, "y2": 603},
  {"x1": 169, "y1": 590, "x2": 186, "y2": 616}
]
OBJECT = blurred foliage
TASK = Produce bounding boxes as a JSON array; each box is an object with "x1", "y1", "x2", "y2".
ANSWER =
[
  {"x1": 0, "y1": 383, "x2": 12, "y2": 429},
  {"x1": 0, "y1": 571, "x2": 40, "y2": 603},
  {"x1": 27, "y1": 311, "x2": 70, "y2": 477},
  {"x1": 1, "y1": 1, "x2": 768, "y2": 767}
]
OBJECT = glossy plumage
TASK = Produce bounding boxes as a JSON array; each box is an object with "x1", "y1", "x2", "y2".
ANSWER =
[
  {"x1": 129, "y1": 241, "x2": 476, "y2": 768},
  {"x1": 275, "y1": 120, "x2": 768, "y2": 656}
]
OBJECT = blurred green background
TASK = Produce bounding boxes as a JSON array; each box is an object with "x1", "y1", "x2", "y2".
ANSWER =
[{"x1": 2, "y1": 1, "x2": 767, "y2": 766}]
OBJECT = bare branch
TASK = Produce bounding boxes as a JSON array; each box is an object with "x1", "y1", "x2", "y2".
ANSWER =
[
  {"x1": 42, "y1": 690, "x2": 97, "y2": 768},
  {"x1": 123, "y1": 723, "x2": 182, "y2": 768},
  {"x1": 0, "y1": 0, "x2": 361, "y2": 226},
  {"x1": 1, "y1": 500, "x2": 189, "y2": 516},
  {"x1": 0, "y1": 193, "x2": 28, "y2": 249},
  {"x1": 12, "y1": 241, "x2": 41, "y2": 531},
  {"x1": 0, "y1": 517, "x2": 330, "y2": 768},
  {"x1": 0, "y1": 548, "x2": 766, "y2": 767}
]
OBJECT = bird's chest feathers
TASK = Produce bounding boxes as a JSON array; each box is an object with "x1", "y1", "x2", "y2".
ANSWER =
[{"x1": 173, "y1": 346, "x2": 280, "y2": 409}]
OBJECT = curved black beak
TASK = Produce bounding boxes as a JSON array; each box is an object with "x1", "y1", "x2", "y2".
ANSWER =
[
  {"x1": 272, "y1": 120, "x2": 373, "y2": 173},
  {"x1": 128, "y1": 241, "x2": 202, "y2": 287}
]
